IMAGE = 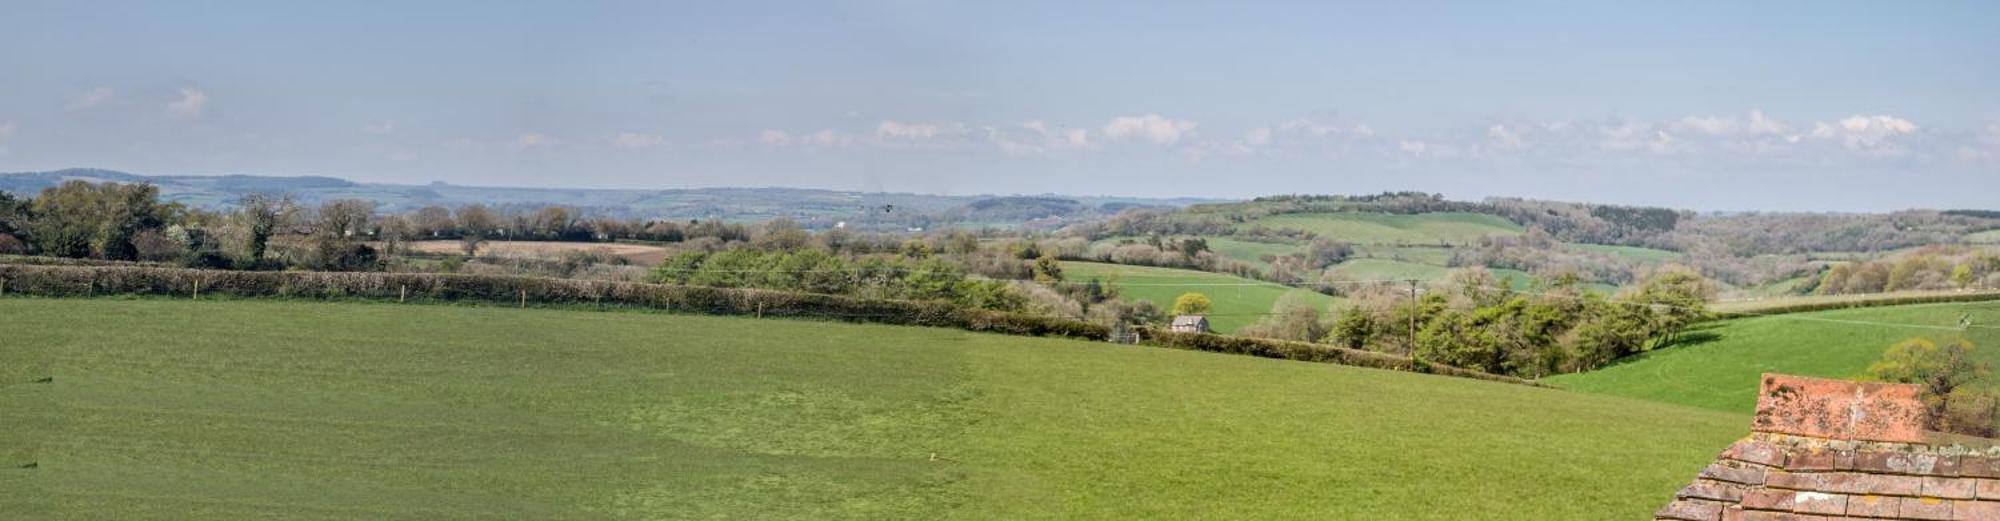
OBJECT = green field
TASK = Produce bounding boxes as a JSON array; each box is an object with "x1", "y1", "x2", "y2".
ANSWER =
[
  {"x1": 1324, "y1": 259, "x2": 1540, "y2": 290},
  {"x1": 1061, "y1": 261, "x2": 1341, "y2": 333},
  {"x1": 1969, "y1": 229, "x2": 2000, "y2": 244},
  {"x1": 1246, "y1": 212, "x2": 1522, "y2": 245},
  {"x1": 1568, "y1": 243, "x2": 1683, "y2": 263},
  {"x1": 1203, "y1": 237, "x2": 1304, "y2": 269},
  {"x1": 1, "y1": 298, "x2": 1745, "y2": 519},
  {"x1": 1547, "y1": 302, "x2": 2000, "y2": 414}
]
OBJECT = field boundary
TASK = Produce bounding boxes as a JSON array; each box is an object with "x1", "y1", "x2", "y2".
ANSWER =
[
  {"x1": 0, "y1": 263, "x2": 1537, "y2": 387},
  {"x1": 1709, "y1": 290, "x2": 2000, "y2": 320}
]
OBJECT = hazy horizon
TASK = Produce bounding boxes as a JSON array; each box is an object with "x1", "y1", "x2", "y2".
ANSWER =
[{"x1": 3, "y1": 1, "x2": 1997, "y2": 212}]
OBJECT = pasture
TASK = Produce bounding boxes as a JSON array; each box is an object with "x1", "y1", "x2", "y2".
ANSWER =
[
  {"x1": 1060, "y1": 261, "x2": 1341, "y2": 333},
  {"x1": 403, "y1": 240, "x2": 672, "y2": 265},
  {"x1": 1245, "y1": 212, "x2": 1522, "y2": 245},
  {"x1": 1, "y1": 298, "x2": 1745, "y2": 519},
  {"x1": 1547, "y1": 301, "x2": 2000, "y2": 414}
]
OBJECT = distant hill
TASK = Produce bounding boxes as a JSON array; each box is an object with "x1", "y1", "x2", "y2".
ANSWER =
[{"x1": 0, "y1": 168, "x2": 1216, "y2": 231}]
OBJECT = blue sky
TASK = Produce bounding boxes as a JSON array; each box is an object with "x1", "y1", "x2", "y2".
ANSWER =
[{"x1": 1, "y1": 1, "x2": 1996, "y2": 210}]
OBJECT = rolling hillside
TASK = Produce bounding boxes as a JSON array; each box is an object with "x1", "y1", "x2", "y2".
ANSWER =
[
  {"x1": 1060, "y1": 261, "x2": 1342, "y2": 333},
  {"x1": 1547, "y1": 301, "x2": 2000, "y2": 413},
  {"x1": 1244, "y1": 212, "x2": 1523, "y2": 245},
  {"x1": 1, "y1": 298, "x2": 1744, "y2": 519}
]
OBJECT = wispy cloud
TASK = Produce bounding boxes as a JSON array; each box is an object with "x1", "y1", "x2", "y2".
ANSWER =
[
  {"x1": 166, "y1": 88, "x2": 209, "y2": 117},
  {"x1": 65, "y1": 87, "x2": 114, "y2": 111},
  {"x1": 1102, "y1": 114, "x2": 1197, "y2": 144},
  {"x1": 610, "y1": 131, "x2": 665, "y2": 149},
  {"x1": 363, "y1": 120, "x2": 397, "y2": 135}
]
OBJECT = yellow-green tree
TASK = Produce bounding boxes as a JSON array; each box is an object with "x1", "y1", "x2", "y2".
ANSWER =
[
  {"x1": 1172, "y1": 292, "x2": 1213, "y2": 315},
  {"x1": 1869, "y1": 337, "x2": 1987, "y2": 431}
]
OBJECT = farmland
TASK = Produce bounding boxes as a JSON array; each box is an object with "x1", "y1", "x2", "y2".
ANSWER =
[
  {"x1": 1, "y1": 298, "x2": 1744, "y2": 519},
  {"x1": 1547, "y1": 301, "x2": 2000, "y2": 414},
  {"x1": 1244, "y1": 212, "x2": 1522, "y2": 245},
  {"x1": 1060, "y1": 261, "x2": 1341, "y2": 333},
  {"x1": 404, "y1": 240, "x2": 673, "y2": 265}
]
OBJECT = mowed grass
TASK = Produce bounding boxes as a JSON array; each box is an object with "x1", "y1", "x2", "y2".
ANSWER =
[
  {"x1": 1246, "y1": 212, "x2": 1522, "y2": 245},
  {"x1": 1547, "y1": 301, "x2": 2000, "y2": 414},
  {"x1": 1061, "y1": 261, "x2": 1340, "y2": 333},
  {"x1": 0, "y1": 298, "x2": 1746, "y2": 520}
]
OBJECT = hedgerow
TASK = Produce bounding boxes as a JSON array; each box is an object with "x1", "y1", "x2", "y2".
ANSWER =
[
  {"x1": 1135, "y1": 328, "x2": 1544, "y2": 387},
  {"x1": 0, "y1": 264, "x2": 1107, "y2": 340}
]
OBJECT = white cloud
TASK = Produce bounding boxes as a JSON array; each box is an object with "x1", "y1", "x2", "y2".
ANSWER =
[
  {"x1": 1102, "y1": 114, "x2": 1197, "y2": 144},
  {"x1": 1486, "y1": 124, "x2": 1528, "y2": 149},
  {"x1": 508, "y1": 132, "x2": 557, "y2": 151},
  {"x1": 364, "y1": 120, "x2": 397, "y2": 135},
  {"x1": 167, "y1": 88, "x2": 208, "y2": 117},
  {"x1": 1809, "y1": 115, "x2": 1918, "y2": 155},
  {"x1": 1596, "y1": 121, "x2": 1675, "y2": 154},
  {"x1": 988, "y1": 121, "x2": 1093, "y2": 155},
  {"x1": 0, "y1": 122, "x2": 14, "y2": 143},
  {"x1": 65, "y1": 87, "x2": 113, "y2": 111},
  {"x1": 757, "y1": 129, "x2": 794, "y2": 146},
  {"x1": 610, "y1": 132, "x2": 665, "y2": 149},
  {"x1": 875, "y1": 121, "x2": 945, "y2": 141}
]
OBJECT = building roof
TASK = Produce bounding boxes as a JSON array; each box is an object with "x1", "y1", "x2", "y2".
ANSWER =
[
  {"x1": 1171, "y1": 315, "x2": 1208, "y2": 326},
  {"x1": 1655, "y1": 374, "x2": 2000, "y2": 521}
]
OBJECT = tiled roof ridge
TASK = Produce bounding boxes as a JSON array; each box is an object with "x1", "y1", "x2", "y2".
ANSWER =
[{"x1": 1653, "y1": 374, "x2": 2000, "y2": 520}]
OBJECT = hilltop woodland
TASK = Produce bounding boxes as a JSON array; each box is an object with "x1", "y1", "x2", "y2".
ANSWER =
[{"x1": 2, "y1": 181, "x2": 1996, "y2": 380}]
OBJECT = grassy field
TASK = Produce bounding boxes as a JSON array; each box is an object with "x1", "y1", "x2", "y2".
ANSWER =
[
  {"x1": 1246, "y1": 212, "x2": 1522, "y2": 245},
  {"x1": 1060, "y1": 261, "x2": 1341, "y2": 333},
  {"x1": 1969, "y1": 229, "x2": 2000, "y2": 244},
  {"x1": 1547, "y1": 301, "x2": 2000, "y2": 414},
  {"x1": 1202, "y1": 237, "x2": 1304, "y2": 269},
  {"x1": 403, "y1": 240, "x2": 673, "y2": 265},
  {"x1": 1324, "y1": 259, "x2": 1540, "y2": 290},
  {"x1": 1, "y1": 298, "x2": 1746, "y2": 519},
  {"x1": 1568, "y1": 243, "x2": 1683, "y2": 263}
]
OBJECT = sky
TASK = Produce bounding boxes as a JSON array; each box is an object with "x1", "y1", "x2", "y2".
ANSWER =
[{"x1": 1, "y1": 1, "x2": 1997, "y2": 211}]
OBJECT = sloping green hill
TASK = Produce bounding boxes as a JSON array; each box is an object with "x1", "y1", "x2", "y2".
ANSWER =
[
  {"x1": 1246, "y1": 212, "x2": 1523, "y2": 245},
  {"x1": 2, "y1": 298, "x2": 1744, "y2": 519},
  {"x1": 1547, "y1": 302, "x2": 2000, "y2": 413},
  {"x1": 1060, "y1": 261, "x2": 1341, "y2": 333}
]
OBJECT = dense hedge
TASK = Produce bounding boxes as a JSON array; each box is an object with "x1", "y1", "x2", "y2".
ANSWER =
[
  {"x1": 0, "y1": 264, "x2": 1548, "y2": 387},
  {"x1": 0, "y1": 264, "x2": 1108, "y2": 340},
  {"x1": 1712, "y1": 290, "x2": 2000, "y2": 320},
  {"x1": 1135, "y1": 328, "x2": 1545, "y2": 387},
  {"x1": 0, "y1": 254, "x2": 167, "y2": 268}
]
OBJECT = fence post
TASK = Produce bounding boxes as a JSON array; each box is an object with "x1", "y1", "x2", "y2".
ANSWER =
[
  {"x1": 757, "y1": 301, "x2": 764, "y2": 319},
  {"x1": 399, "y1": 285, "x2": 407, "y2": 303},
  {"x1": 193, "y1": 278, "x2": 200, "y2": 300},
  {"x1": 519, "y1": 289, "x2": 526, "y2": 308}
]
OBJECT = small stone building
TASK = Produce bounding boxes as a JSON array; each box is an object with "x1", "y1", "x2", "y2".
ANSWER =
[
  {"x1": 1170, "y1": 315, "x2": 1210, "y2": 333},
  {"x1": 1654, "y1": 373, "x2": 2000, "y2": 521}
]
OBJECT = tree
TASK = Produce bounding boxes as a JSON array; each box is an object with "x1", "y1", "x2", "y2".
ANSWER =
[
  {"x1": 1629, "y1": 265, "x2": 1712, "y2": 349},
  {"x1": 28, "y1": 181, "x2": 172, "y2": 260},
  {"x1": 234, "y1": 193, "x2": 295, "y2": 267},
  {"x1": 455, "y1": 205, "x2": 499, "y2": 239},
  {"x1": 1869, "y1": 337, "x2": 1987, "y2": 431},
  {"x1": 377, "y1": 215, "x2": 414, "y2": 255},
  {"x1": 411, "y1": 206, "x2": 455, "y2": 238},
  {"x1": 1171, "y1": 292, "x2": 1213, "y2": 315},
  {"x1": 316, "y1": 199, "x2": 375, "y2": 240},
  {"x1": 1032, "y1": 253, "x2": 1064, "y2": 283},
  {"x1": 460, "y1": 232, "x2": 487, "y2": 257}
]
